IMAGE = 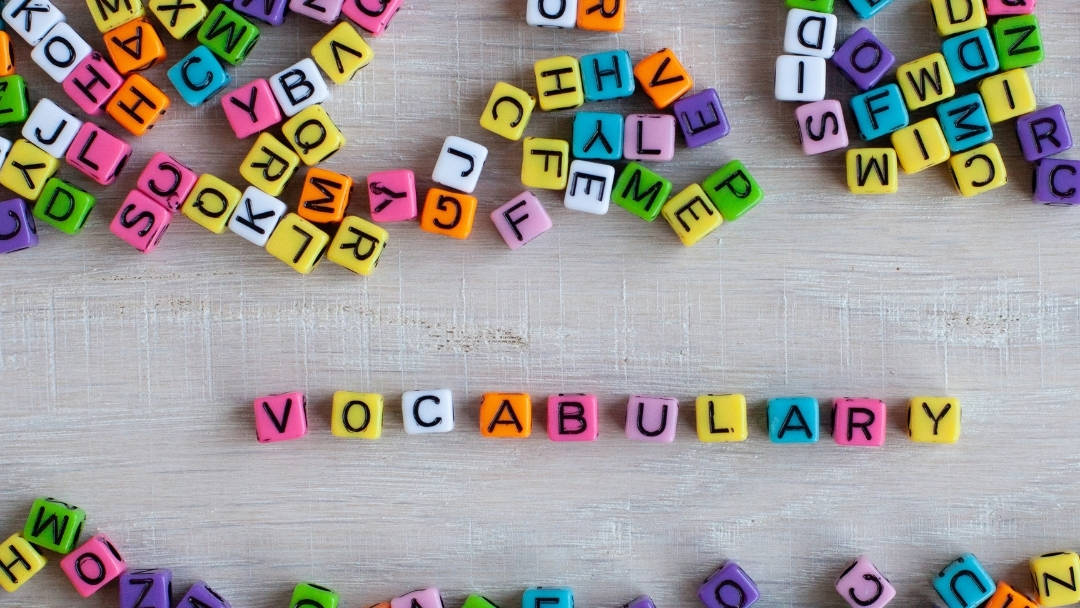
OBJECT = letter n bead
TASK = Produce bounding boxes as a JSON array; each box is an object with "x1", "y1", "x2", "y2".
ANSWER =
[
  {"x1": 401, "y1": 389, "x2": 454, "y2": 434},
  {"x1": 832, "y1": 398, "x2": 886, "y2": 446},
  {"x1": 699, "y1": 562, "x2": 760, "y2": 608},
  {"x1": 119, "y1": 569, "x2": 172, "y2": 608},
  {"x1": 59, "y1": 534, "x2": 126, "y2": 597},
  {"x1": 836, "y1": 556, "x2": 896, "y2": 608},
  {"x1": 907, "y1": 396, "x2": 960, "y2": 443},
  {"x1": 253, "y1": 391, "x2": 308, "y2": 442},
  {"x1": 331, "y1": 391, "x2": 383, "y2": 439},
  {"x1": 1030, "y1": 552, "x2": 1080, "y2": 608},
  {"x1": 0, "y1": 533, "x2": 46, "y2": 592},
  {"x1": 491, "y1": 191, "x2": 552, "y2": 249},
  {"x1": 291, "y1": 582, "x2": 339, "y2": 608},
  {"x1": 934, "y1": 554, "x2": 995, "y2": 608},
  {"x1": 547, "y1": 394, "x2": 598, "y2": 442},
  {"x1": 104, "y1": 18, "x2": 166, "y2": 74},
  {"x1": 625, "y1": 395, "x2": 678, "y2": 442},
  {"x1": 23, "y1": 498, "x2": 85, "y2": 554},
  {"x1": 327, "y1": 216, "x2": 388, "y2": 275},
  {"x1": 695, "y1": 394, "x2": 748, "y2": 442},
  {"x1": 480, "y1": 393, "x2": 532, "y2": 438},
  {"x1": 110, "y1": 189, "x2": 171, "y2": 252}
]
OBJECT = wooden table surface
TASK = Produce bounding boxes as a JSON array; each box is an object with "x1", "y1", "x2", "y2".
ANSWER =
[{"x1": 3, "y1": 0, "x2": 1080, "y2": 607}]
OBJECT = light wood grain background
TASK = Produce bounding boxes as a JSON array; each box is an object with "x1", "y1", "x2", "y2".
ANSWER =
[{"x1": 3, "y1": 1, "x2": 1080, "y2": 607}]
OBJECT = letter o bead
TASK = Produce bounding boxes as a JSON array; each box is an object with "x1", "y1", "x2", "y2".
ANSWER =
[
  {"x1": 58, "y1": 534, "x2": 126, "y2": 597},
  {"x1": 836, "y1": 556, "x2": 896, "y2": 608},
  {"x1": 330, "y1": 391, "x2": 383, "y2": 439}
]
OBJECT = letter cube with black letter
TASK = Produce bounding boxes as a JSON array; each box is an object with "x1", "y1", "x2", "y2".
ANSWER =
[
  {"x1": 298, "y1": 167, "x2": 352, "y2": 224},
  {"x1": 937, "y1": 93, "x2": 992, "y2": 153},
  {"x1": 341, "y1": 0, "x2": 401, "y2": 35},
  {"x1": 547, "y1": 393, "x2": 598, "y2": 442},
  {"x1": 23, "y1": 497, "x2": 85, "y2": 554},
  {"x1": 929, "y1": 0, "x2": 986, "y2": 36},
  {"x1": 32, "y1": 177, "x2": 94, "y2": 234},
  {"x1": 613, "y1": 162, "x2": 672, "y2": 222},
  {"x1": 699, "y1": 562, "x2": 760, "y2": 608},
  {"x1": 181, "y1": 173, "x2": 241, "y2": 233},
  {"x1": 572, "y1": 111, "x2": 622, "y2": 161},
  {"x1": 850, "y1": 83, "x2": 908, "y2": 140},
  {"x1": 479, "y1": 393, "x2": 531, "y2": 438},
  {"x1": 367, "y1": 169, "x2": 416, "y2": 222},
  {"x1": 228, "y1": 186, "x2": 286, "y2": 247},
  {"x1": 119, "y1": 569, "x2": 172, "y2": 608},
  {"x1": 564, "y1": 160, "x2": 614, "y2": 215},
  {"x1": 1, "y1": 140, "x2": 59, "y2": 200},
  {"x1": 673, "y1": 88, "x2": 730, "y2": 148},
  {"x1": 933, "y1": 553, "x2": 995, "y2": 608},
  {"x1": 624, "y1": 395, "x2": 678, "y2": 442},
  {"x1": 176, "y1": 581, "x2": 230, "y2": 608},
  {"x1": 62, "y1": 52, "x2": 123, "y2": 115},
  {"x1": 985, "y1": 582, "x2": 1037, "y2": 608},
  {"x1": 311, "y1": 22, "x2": 372, "y2": 83},
  {"x1": 1030, "y1": 552, "x2": 1080, "y2": 608},
  {"x1": 265, "y1": 213, "x2": 329, "y2": 274},
  {"x1": 795, "y1": 100, "x2": 848, "y2": 155},
  {"x1": 661, "y1": 183, "x2": 722, "y2": 246},
  {"x1": 239, "y1": 132, "x2": 300, "y2": 196},
  {"x1": 703, "y1": 160, "x2": 764, "y2": 221},
  {"x1": 521, "y1": 137, "x2": 569, "y2": 189},
  {"x1": 65, "y1": 123, "x2": 132, "y2": 185},
  {"x1": 106, "y1": 73, "x2": 170, "y2": 136},
  {"x1": 270, "y1": 58, "x2": 329, "y2": 117},
  {"x1": 623, "y1": 114, "x2": 675, "y2": 162},
  {"x1": 22, "y1": 98, "x2": 83, "y2": 158},
  {"x1": 167, "y1": 45, "x2": 230, "y2": 106},
  {"x1": 891, "y1": 118, "x2": 950, "y2": 174},
  {"x1": 775, "y1": 55, "x2": 825, "y2": 102},
  {"x1": 831, "y1": 27, "x2": 894, "y2": 91},
  {"x1": 401, "y1": 389, "x2": 453, "y2": 434},
  {"x1": 907, "y1": 396, "x2": 961, "y2": 443},
  {"x1": 110, "y1": 189, "x2": 171, "y2": 252},
  {"x1": 221, "y1": 79, "x2": 282, "y2": 138},
  {"x1": 580, "y1": 49, "x2": 634, "y2": 101},
  {"x1": 695, "y1": 394, "x2": 748, "y2": 443},
  {"x1": 949, "y1": 143, "x2": 1007, "y2": 197},
  {"x1": 291, "y1": 582, "x2": 339, "y2": 608},
  {"x1": 832, "y1": 397, "x2": 886, "y2": 446},
  {"x1": 783, "y1": 8, "x2": 837, "y2": 58},
  {"x1": 979, "y1": 69, "x2": 1035, "y2": 123},
  {"x1": 253, "y1": 391, "x2": 307, "y2": 442},
  {"x1": 147, "y1": 0, "x2": 207, "y2": 39},
  {"x1": 0, "y1": 198, "x2": 39, "y2": 254},
  {"x1": 533, "y1": 56, "x2": 583, "y2": 111},
  {"x1": 522, "y1": 587, "x2": 573, "y2": 608},
  {"x1": 993, "y1": 14, "x2": 1042, "y2": 70},
  {"x1": 0, "y1": 533, "x2": 47, "y2": 592},
  {"x1": 104, "y1": 18, "x2": 165, "y2": 74},
  {"x1": 420, "y1": 188, "x2": 477, "y2": 240},
  {"x1": 525, "y1": 0, "x2": 577, "y2": 28},
  {"x1": 491, "y1": 191, "x2": 551, "y2": 249},
  {"x1": 577, "y1": 0, "x2": 624, "y2": 31},
  {"x1": 942, "y1": 28, "x2": 998, "y2": 84},
  {"x1": 327, "y1": 216, "x2": 388, "y2": 275},
  {"x1": 835, "y1": 556, "x2": 895, "y2": 608},
  {"x1": 59, "y1": 534, "x2": 126, "y2": 597},
  {"x1": 432, "y1": 136, "x2": 487, "y2": 194},
  {"x1": 634, "y1": 48, "x2": 692, "y2": 109},
  {"x1": 330, "y1": 391, "x2": 383, "y2": 439},
  {"x1": 32, "y1": 22, "x2": 92, "y2": 83},
  {"x1": 233, "y1": 0, "x2": 286, "y2": 24},
  {"x1": 768, "y1": 396, "x2": 818, "y2": 443},
  {"x1": 480, "y1": 81, "x2": 535, "y2": 141},
  {"x1": 282, "y1": 104, "x2": 344, "y2": 166},
  {"x1": 136, "y1": 152, "x2": 197, "y2": 211},
  {"x1": 1034, "y1": 159, "x2": 1080, "y2": 206},
  {"x1": 197, "y1": 4, "x2": 259, "y2": 65}
]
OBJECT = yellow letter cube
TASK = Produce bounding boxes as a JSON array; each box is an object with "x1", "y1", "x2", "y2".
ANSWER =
[
  {"x1": 695, "y1": 394, "x2": 748, "y2": 442},
  {"x1": 311, "y1": 22, "x2": 373, "y2": 85},
  {"x1": 930, "y1": 0, "x2": 986, "y2": 36},
  {"x1": 87, "y1": 0, "x2": 144, "y2": 33},
  {"x1": 182, "y1": 174, "x2": 241, "y2": 233},
  {"x1": 0, "y1": 534, "x2": 46, "y2": 592},
  {"x1": 907, "y1": 396, "x2": 961, "y2": 443},
  {"x1": 846, "y1": 148, "x2": 898, "y2": 194},
  {"x1": 0, "y1": 140, "x2": 59, "y2": 200},
  {"x1": 239, "y1": 133, "x2": 299, "y2": 196},
  {"x1": 1031, "y1": 552, "x2": 1080, "y2": 607},
  {"x1": 979, "y1": 69, "x2": 1036, "y2": 123},
  {"x1": 521, "y1": 137, "x2": 569, "y2": 189},
  {"x1": 147, "y1": 0, "x2": 206, "y2": 39},
  {"x1": 661, "y1": 183, "x2": 723, "y2": 246},
  {"x1": 480, "y1": 81, "x2": 536, "y2": 141},
  {"x1": 891, "y1": 118, "x2": 950, "y2": 174},
  {"x1": 266, "y1": 212, "x2": 329, "y2": 274},
  {"x1": 327, "y1": 215, "x2": 388, "y2": 276},
  {"x1": 282, "y1": 105, "x2": 345, "y2": 166},
  {"x1": 897, "y1": 53, "x2": 955, "y2": 110},
  {"x1": 949, "y1": 143, "x2": 1007, "y2": 197},
  {"x1": 533, "y1": 55, "x2": 584, "y2": 111},
  {"x1": 331, "y1": 391, "x2": 384, "y2": 439}
]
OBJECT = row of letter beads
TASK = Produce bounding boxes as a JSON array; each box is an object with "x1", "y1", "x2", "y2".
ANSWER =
[{"x1": 252, "y1": 391, "x2": 961, "y2": 445}]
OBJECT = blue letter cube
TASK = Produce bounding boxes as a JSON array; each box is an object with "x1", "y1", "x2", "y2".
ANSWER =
[
  {"x1": 933, "y1": 553, "x2": 995, "y2": 608},
  {"x1": 937, "y1": 93, "x2": 992, "y2": 152},
  {"x1": 767, "y1": 397, "x2": 819, "y2": 443},
  {"x1": 847, "y1": 0, "x2": 897, "y2": 19},
  {"x1": 851, "y1": 84, "x2": 908, "y2": 141},
  {"x1": 580, "y1": 50, "x2": 634, "y2": 102},
  {"x1": 942, "y1": 28, "x2": 999, "y2": 84},
  {"x1": 572, "y1": 112, "x2": 623, "y2": 160},
  {"x1": 168, "y1": 45, "x2": 231, "y2": 107},
  {"x1": 522, "y1": 587, "x2": 573, "y2": 608}
]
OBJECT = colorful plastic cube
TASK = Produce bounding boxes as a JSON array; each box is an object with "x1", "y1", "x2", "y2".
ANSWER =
[
  {"x1": 661, "y1": 183, "x2": 721, "y2": 246},
  {"x1": 65, "y1": 122, "x2": 132, "y2": 185},
  {"x1": 832, "y1": 397, "x2": 886, "y2": 446},
  {"x1": 896, "y1": 53, "x2": 955, "y2": 110},
  {"x1": 949, "y1": 143, "x2": 1007, "y2": 196},
  {"x1": 2, "y1": 0, "x2": 64, "y2": 44},
  {"x1": 239, "y1": 132, "x2": 299, "y2": 196},
  {"x1": 104, "y1": 18, "x2": 165, "y2": 73},
  {"x1": 270, "y1": 58, "x2": 329, "y2": 117},
  {"x1": 846, "y1": 148, "x2": 898, "y2": 194},
  {"x1": 522, "y1": 588, "x2": 572, "y2": 608},
  {"x1": 86, "y1": 0, "x2": 143, "y2": 32},
  {"x1": 572, "y1": 111, "x2": 622, "y2": 161},
  {"x1": 979, "y1": 69, "x2": 1035, "y2": 123},
  {"x1": 938, "y1": 93, "x2": 993, "y2": 153},
  {"x1": 22, "y1": 497, "x2": 85, "y2": 554},
  {"x1": 33, "y1": 178, "x2": 94, "y2": 234},
  {"x1": 576, "y1": 0, "x2": 624, "y2": 31},
  {"x1": 0, "y1": 139, "x2": 59, "y2": 199},
  {"x1": 0, "y1": 74, "x2": 29, "y2": 125},
  {"x1": 525, "y1": 0, "x2": 576, "y2": 28},
  {"x1": 62, "y1": 52, "x2": 123, "y2": 115},
  {"x1": 111, "y1": 188, "x2": 171, "y2": 252},
  {"x1": 297, "y1": 166, "x2": 351, "y2": 223},
  {"x1": 32, "y1": 22, "x2": 92, "y2": 82},
  {"x1": 311, "y1": 21, "x2": 372, "y2": 84},
  {"x1": 851, "y1": 84, "x2": 908, "y2": 140},
  {"x1": 624, "y1": 114, "x2": 675, "y2": 161},
  {"x1": 1034, "y1": 159, "x2": 1080, "y2": 206},
  {"x1": 775, "y1": 55, "x2": 825, "y2": 102},
  {"x1": 177, "y1": 582, "x2": 230, "y2": 608},
  {"x1": 891, "y1": 118, "x2": 950, "y2": 174},
  {"x1": 634, "y1": 48, "x2": 692, "y2": 109},
  {"x1": 613, "y1": 162, "x2": 672, "y2": 222},
  {"x1": 327, "y1": 216, "x2": 388, "y2": 275},
  {"x1": 289, "y1": 0, "x2": 343, "y2": 23},
  {"x1": 835, "y1": 556, "x2": 895, "y2": 608},
  {"x1": 0, "y1": 32, "x2": 14, "y2": 77},
  {"x1": 419, "y1": 188, "x2": 477, "y2": 239},
  {"x1": 985, "y1": 582, "x2": 1037, "y2": 608},
  {"x1": 197, "y1": 4, "x2": 259, "y2": 65},
  {"x1": 147, "y1": 0, "x2": 207, "y2": 39},
  {"x1": 907, "y1": 396, "x2": 961, "y2": 443},
  {"x1": 232, "y1": 0, "x2": 286, "y2": 24},
  {"x1": 1030, "y1": 552, "x2": 1080, "y2": 608},
  {"x1": 22, "y1": 98, "x2": 83, "y2": 158},
  {"x1": 783, "y1": 8, "x2": 837, "y2": 59},
  {"x1": 547, "y1": 394, "x2": 598, "y2": 442},
  {"x1": 0, "y1": 534, "x2": 46, "y2": 592},
  {"x1": 136, "y1": 151, "x2": 197, "y2": 211},
  {"x1": 702, "y1": 160, "x2": 763, "y2": 221},
  {"x1": 401, "y1": 390, "x2": 454, "y2": 434},
  {"x1": 342, "y1": 0, "x2": 401, "y2": 35},
  {"x1": 491, "y1": 191, "x2": 552, "y2": 249},
  {"x1": 795, "y1": 100, "x2": 846, "y2": 155},
  {"x1": 625, "y1": 395, "x2": 678, "y2": 442},
  {"x1": 521, "y1": 137, "x2": 569, "y2": 190},
  {"x1": 993, "y1": 14, "x2": 1042, "y2": 70},
  {"x1": 986, "y1": 0, "x2": 1034, "y2": 15},
  {"x1": 673, "y1": 88, "x2": 729, "y2": 148},
  {"x1": 564, "y1": 160, "x2": 614, "y2": 215},
  {"x1": 59, "y1": 534, "x2": 126, "y2": 597},
  {"x1": 367, "y1": 169, "x2": 416, "y2": 222},
  {"x1": 253, "y1": 391, "x2": 307, "y2": 442},
  {"x1": 228, "y1": 186, "x2": 286, "y2": 247},
  {"x1": 767, "y1": 396, "x2": 819, "y2": 443},
  {"x1": 282, "y1": 104, "x2": 343, "y2": 165},
  {"x1": 847, "y1": 0, "x2": 895, "y2": 18},
  {"x1": 695, "y1": 394, "x2": 748, "y2": 442},
  {"x1": 930, "y1": 0, "x2": 986, "y2": 36},
  {"x1": 265, "y1": 213, "x2": 329, "y2": 273},
  {"x1": 1017, "y1": 105, "x2": 1072, "y2": 162},
  {"x1": 933, "y1": 554, "x2": 995, "y2": 608},
  {"x1": 942, "y1": 28, "x2": 998, "y2": 84},
  {"x1": 181, "y1": 173, "x2": 241, "y2": 233},
  {"x1": 291, "y1": 583, "x2": 339, "y2": 608},
  {"x1": 534, "y1": 55, "x2": 583, "y2": 111},
  {"x1": 330, "y1": 391, "x2": 383, "y2": 438},
  {"x1": 221, "y1": 79, "x2": 282, "y2": 138},
  {"x1": 0, "y1": 198, "x2": 38, "y2": 254},
  {"x1": 167, "y1": 44, "x2": 229, "y2": 106},
  {"x1": 432, "y1": 135, "x2": 487, "y2": 194},
  {"x1": 699, "y1": 562, "x2": 760, "y2": 608},
  {"x1": 831, "y1": 28, "x2": 894, "y2": 90},
  {"x1": 479, "y1": 393, "x2": 531, "y2": 438},
  {"x1": 106, "y1": 73, "x2": 170, "y2": 135},
  {"x1": 480, "y1": 81, "x2": 535, "y2": 141},
  {"x1": 119, "y1": 569, "x2": 172, "y2": 608},
  {"x1": 580, "y1": 49, "x2": 633, "y2": 101}
]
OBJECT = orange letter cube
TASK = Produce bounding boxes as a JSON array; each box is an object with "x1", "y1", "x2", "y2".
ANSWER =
[
  {"x1": 634, "y1": 48, "x2": 693, "y2": 109},
  {"x1": 419, "y1": 187, "x2": 477, "y2": 240},
  {"x1": 106, "y1": 73, "x2": 169, "y2": 135},
  {"x1": 480, "y1": 393, "x2": 532, "y2": 438}
]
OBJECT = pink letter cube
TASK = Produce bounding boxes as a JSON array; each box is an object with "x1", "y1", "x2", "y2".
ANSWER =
[
  {"x1": 624, "y1": 114, "x2": 675, "y2": 162},
  {"x1": 547, "y1": 393, "x2": 599, "y2": 442},
  {"x1": 491, "y1": 191, "x2": 552, "y2": 249},
  {"x1": 66, "y1": 122, "x2": 132, "y2": 185},
  {"x1": 254, "y1": 392, "x2": 308, "y2": 443},
  {"x1": 62, "y1": 52, "x2": 123, "y2": 116},
  {"x1": 796, "y1": 100, "x2": 849, "y2": 155},
  {"x1": 59, "y1": 535, "x2": 126, "y2": 598},
  {"x1": 111, "y1": 190, "x2": 172, "y2": 253},
  {"x1": 288, "y1": 0, "x2": 344, "y2": 23},
  {"x1": 342, "y1": 0, "x2": 403, "y2": 35},
  {"x1": 832, "y1": 398, "x2": 886, "y2": 446},
  {"x1": 836, "y1": 556, "x2": 896, "y2": 608},
  {"x1": 136, "y1": 152, "x2": 198, "y2": 212},
  {"x1": 391, "y1": 587, "x2": 443, "y2": 608},
  {"x1": 985, "y1": 0, "x2": 1034, "y2": 15},
  {"x1": 221, "y1": 79, "x2": 283, "y2": 139},
  {"x1": 367, "y1": 169, "x2": 417, "y2": 222},
  {"x1": 625, "y1": 395, "x2": 678, "y2": 442}
]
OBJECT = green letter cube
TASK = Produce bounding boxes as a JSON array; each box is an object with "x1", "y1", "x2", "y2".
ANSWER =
[
  {"x1": 702, "y1": 160, "x2": 764, "y2": 221},
  {"x1": 462, "y1": 596, "x2": 501, "y2": 608},
  {"x1": 993, "y1": 15, "x2": 1043, "y2": 70},
  {"x1": 291, "y1": 582, "x2": 339, "y2": 608},
  {"x1": 33, "y1": 178, "x2": 96, "y2": 234},
  {"x1": 197, "y1": 4, "x2": 260, "y2": 66},
  {"x1": 613, "y1": 162, "x2": 673, "y2": 222},
  {"x1": 23, "y1": 497, "x2": 86, "y2": 554},
  {"x1": 0, "y1": 75, "x2": 29, "y2": 127},
  {"x1": 786, "y1": 0, "x2": 833, "y2": 12}
]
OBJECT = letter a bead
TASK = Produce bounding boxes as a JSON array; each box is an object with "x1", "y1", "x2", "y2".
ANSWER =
[
  {"x1": 522, "y1": 137, "x2": 570, "y2": 189},
  {"x1": 480, "y1": 82, "x2": 535, "y2": 141},
  {"x1": 266, "y1": 213, "x2": 330, "y2": 274},
  {"x1": 330, "y1": 391, "x2": 383, "y2": 439},
  {"x1": 253, "y1": 392, "x2": 307, "y2": 442},
  {"x1": 33, "y1": 178, "x2": 95, "y2": 234},
  {"x1": 401, "y1": 390, "x2": 454, "y2": 434},
  {"x1": 59, "y1": 534, "x2": 126, "y2": 597},
  {"x1": 0, "y1": 533, "x2": 46, "y2": 592},
  {"x1": 547, "y1": 394, "x2": 598, "y2": 442},
  {"x1": 197, "y1": 4, "x2": 259, "y2": 65},
  {"x1": 836, "y1": 556, "x2": 895, "y2": 608},
  {"x1": 699, "y1": 562, "x2": 760, "y2": 608},
  {"x1": 480, "y1": 393, "x2": 531, "y2": 438},
  {"x1": 695, "y1": 394, "x2": 748, "y2": 442},
  {"x1": 934, "y1": 554, "x2": 995, "y2": 608},
  {"x1": 1030, "y1": 552, "x2": 1080, "y2": 608},
  {"x1": 576, "y1": 0, "x2": 624, "y2": 31},
  {"x1": 625, "y1": 395, "x2": 678, "y2": 442},
  {"x1": 796, "y1": 100, "x2": 848, "y2": 155},
  {"x1": 768, "y1": 397, "x2": 819, "y2": 443},
  {"x1": 23, "y1": 497, "x2": 85, "y2": 554},
  {"x1": 327, "y1": 216, "x2": 388, "y2": 275},
  {"x1": 907, "y1": 396, "x2": 960, "y2": 443}
]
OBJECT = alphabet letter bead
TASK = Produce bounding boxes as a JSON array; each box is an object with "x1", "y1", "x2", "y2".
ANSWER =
[
  {"x1": 699, "y1": 562, "x2": 760, "y2": 608},
  {"x1": 59, "y1": 534, "x2": 126, "y2": 597},
  {"x1": 367, "y1": 169, "x2": 416, "y2": 222},
  {"x1": 850, "y1": 84, "x2": 908, "y2": 140},
  {"x1": 1034, "y1": 159, "x2": 1080, "y2": 206},
  {"x1": 331, "y1": 391, "x2": 383, "y2": 438},
  {"x1": 783, "y1": 9, "x2": 837, "y2": 59},
  {"x1": 119, "y1": 569, "x2": 172, "y2": 608},
  {"x1": 291, "y1": 583, "x2": 339, "y2": 608},
  {"x1": 934, "y1": 554, "x2": 995, "y2": 608},
  {"x1": 106, "y1": 74, "x2": 170, "y2": 136},
  {"x1": 525, "y1": 0, "x2": 577, "y2": 28},
  {"x1": 623, "y1": 114, "x2": 675, "y2": 162},
  {"x1": 110, "y1": 188, "x2": 171, "y2": 252},
  {"x1": 289, "y1": 0, "x2": 343, "y2": 23},
  {"x1": 768, "y1": 396, "x2": 819, "y2": 443},
  {"x1": 521, "y1": 137, "x2": 569, "y2": 190},
  {"x1": 564, "y1": 160, "x2": 614, "y2": 215},
  {"x1": 182, "y1": 174, "x2": 241, "y2": 233},
  {"x1": 341, "y1": 0, "x2": 401, "y2": 35},
  {"x1": 240, "y1": 132, "x2": 299, "y2": 196},
  {"x1": 695, "y1": 394, "x2": 748, "y2": 442},
  {"x1": 222, "y1": 79, "x2": 282, "y2": 138},
  {"x1": 420, "y1": 187, "x2": 477, "y2": 239},
  {"x1": 491, "y1": 191, "x2": 552, "y2": 249},
  {"x1": 986, "y1": 582, "x2": 1037, "y2": 608},
  {"x1": 311, "y1": 22, "x2": 372, "y2": 84},
  {"x1": 23, "y1": 497, "x2": 84, "y2": 554},
  {"x1": 625, "y1": 395, "x2": 678, "y2": 442},
  {"x1": 891, "y1": 118, "x2": 950, "y2": 174},
  {"x1": 832, "y1": 397, "x2": 886, "y2": 446},
  {"x1": 282, "y1": 104, "x2": 344, "y2": 166},
  {"x1": 480, "y1": 82, "x2": 535, "y2": 141},
  {"x1": 137, "y1": 152, "x2": 197, "y2": 211},
  {"x1": 534, "y1": 55, "x2": 584, "y2": 111},
  {"x1": 522, "y1": 588, "x2": 572, "y2": 608},
  {"x1": 580, "y1": 50, "x2": 634, "y2": 101},
  {"x1": 62, "y1": 52, "x2": 123, "y2": 115},
  {"x1": 0, "y1": 33, "x2": 14, "y2": 77},
  {"x1": 942, "y1": 28, "x2": 998, "y2": 84},
  {"x1": 846, "y1": 148, "x2": 897, "y2": 194},
  {"x1": 625, "y1": 597, "x2": 655, "y2": 608},
  {"x1": 673, "y1": 89, "x2": 730, "y2": 148},
  {"x1": 576, "y1": 0, "x2": 623, "y2": 31},
  {"x1": 847, "y1": 0, "x2": 895, "y2": 18},
  {"x1": 266, "y1": 213, "x2": 329, "y2": 273},
  {"x1": 298, "y1": 167, "x2": 351, "y2": 223},
  {"x1": 233, "y1": 0, "x2": 286, "y2": 25},
  {"x1": 907, "y1": 396, "x2": 961, "y2": 443},
  {"x1": 34, "y1": 178, "x2": 95, "y2": 234},
  {"x1": 401, "y1": 390, "x2": 454, "y2": 434},
  {"x1": 0, "y1": 75, "x2": 29, "y2": 125},
  {"x1": 949, "y1": 143, "x2": 1007, "y2": 196},
  {"x1": 774, "y1": 55, "x2": 825, "y2": 102},
  {"x1": 177, "y1": 582, "x2": 230, "y2": 608},
  {"x1": 613, "y1": 162, "x2": 672, "y2": 222},
  {"x1": 463, "y1": 595, "x2": 500, "y2": 608},
  {"x1": 661, "y1": 183, "x2": 722, "y2": 246},
  {"x1": 22, "y1": 98, "x2": 83, "y2": 158},
  {"x1": 271, "y1": 58, "x2": 329, "y2": 117},
  {"x1": 0, "y1": 198, "x2": 38, "y2": 254},
  {"x1": 986, "y1": 0, "x2": 1034, "y2": 15},
  {"x1": 432, "y1": 136, "x2": 487, "y2": 194},
  {"x1": 979, "y1": 69, "x2": 1035, "y2": 123},
  {"x1": 993, "y1": 15, "x2": 1042, "y2": 70},
  {"x1": 168, "y1": 45, "x2": 229, "y2": 106},
  {"x1": 197, "y1": 4, "x2": 259, "y2": 65},
  {"x1": 147, "y1": 0, "x2": 207, "y2": 39},
  {"x1": 104, "y1": 18, "x2": 165, "y2": 74},
  {"x1": 253, "y1": 391, "x2": 307, "y2": 442},
  {"x1": 896, "y1": 53, "x2": 955, "y2": 111},
  {"x1": 929, "y1": 0, "x2": 986, "y2": 36},
  {"x1": 86, "y1": 0, "x2": 143, "y2": 32},
  {"x1": 32, "y1": 22, "x2": 91, "y2": 82},
  {"x1": 547, "y1": 394, "x2": 598, "y2": 442},
  {"x1": 65, "y1": 122, "x2": 132, "y2": 185},
  {"x1": 634, "y1": 48, "x2": 692, "y2": 109},
  {"x1": 795, "y1": 100, "x2": 847, "y2": 155},
  {"x1": 831, "y1": 28, "x2": 894, "y2": 91},
  {"x1": 787, "y1": 0, "x2": 833, "y2": 9},
  {"x1": 572, "y1": 111, "x2": 622, "y2": 161},
  {"x1": 0, "y1": 140, "x2": 59, "y2": 200},
  {"x1": 3, "y1": 0, "x2": 64, "y2": 45},
  {"x1": 228, "y1": 186, "x2": 286, "y2": 247},
  {"x1": 327, "y1": 215, "x2": 388, "y2": 275},
  {"x1": 0, "y1": 533, "x2": 46, "y2": 592},
  {"x1": 1017, "y1": 105, "x2": 1073, "y2": 162},
  {"x1": 479, "y1": 393, "x2": 532, "y2": 438},
  {"x1": 836, "y1": 556, "x2": 895, "y2": 608},
  {"x1": 1030, "y1": 552, "x2": 1080, "y2": 608}
]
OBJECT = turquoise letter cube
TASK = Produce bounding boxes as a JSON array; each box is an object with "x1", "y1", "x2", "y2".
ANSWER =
[
  {"x1": 938, "y1": 93, "x2": 992, "y2": 153},
  {"x1": 942, "y1": 28, "x2": 999, "y2": 84},
  {"x1": 767, "y1": 397, "x2": 819, "y2": 443},
  {"x1": 933, "y1": 554, "x2": 995, "y2": 608},
  {"x1": 522, "y1": 587, "x2": 573, "y2": 608},
  {"x1": 580, "y1": 50, "x2": 634, "y2": 102},
  {"x1": 573, "y1": 111, "x2": 623, "y2": 161},
  {"x1": 851, "y1": 83, "x2": 908, "y2": 141},
  {"x1": 168, "y1": 45, "x2": 230, "y2": 107}
]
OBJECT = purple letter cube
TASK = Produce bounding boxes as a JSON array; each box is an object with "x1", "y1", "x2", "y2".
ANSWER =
[
  {"x1": 832, "y1": 28, "x2": 895, "y2": 91},
  {"x1": 233, "y1": 0, "x2": 286, "y2": 25},
  {"x1": 1034, "y1": 159, "x2": 1080, "y2": 205},
  {"x1": 0, "y1": 198, "x2": 38, "y2": 254},
  {"x1": 1017, "y1": 105, "x2": 1073, "y2": 162},
  {"x1": 177, "y1": 582, "x2": 230, "y2": 608},
  {"x1": 699, "y1": 562, "x2": 760, "y2": 608},
  {"x1": 835, "y1": 556, "x2": 896, "y2": 608},
  {"x1": 626, "y1": 596, "x2": 656, "y2": 608},
  {"x1": 119, "y1": 569, "x2": 172, "y2": 608},
  {"x1": 673, "y1": 88, "x2": 730, "y2": 148}
]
